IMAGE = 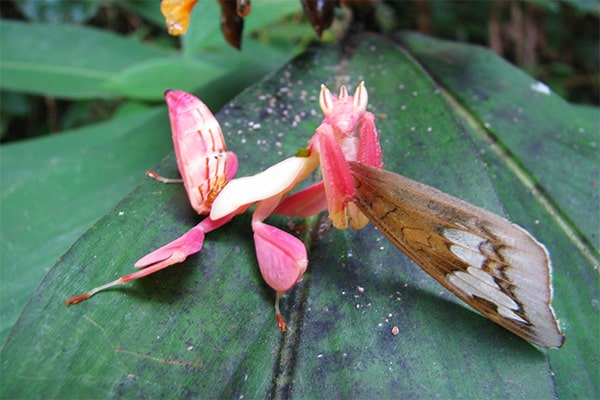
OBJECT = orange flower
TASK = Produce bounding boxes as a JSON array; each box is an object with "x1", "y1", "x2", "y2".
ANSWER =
[{"x1": 160, "y1": 0, "x2": 199, "y2": 36}]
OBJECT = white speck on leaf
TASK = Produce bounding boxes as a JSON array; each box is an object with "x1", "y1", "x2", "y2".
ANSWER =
[{"x1": 530, "y1": 81, "x2": 551, "y2": 95}]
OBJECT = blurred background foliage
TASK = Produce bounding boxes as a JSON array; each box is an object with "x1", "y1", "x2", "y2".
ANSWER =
[{"x1": 0, "y1": 0, "x2": 598, "y2": 144}]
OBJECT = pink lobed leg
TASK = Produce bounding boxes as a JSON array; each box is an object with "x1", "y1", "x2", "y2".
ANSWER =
[
  {"x1": 317, "y1": 126, "x2": 355, "y2": 230},
  {"x1": 357, "y1": 112, "x2": 384, "y2": 168},
  {"x1": 65, "y1": 213, "x2": 236, "y2": 305},
  {"x1": 272, "y1": 181, "x2": 327, "y2": 217}
]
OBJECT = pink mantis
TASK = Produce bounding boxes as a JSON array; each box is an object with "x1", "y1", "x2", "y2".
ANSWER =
[
  {"x1": 66, "y1": 82, "x2": 383, "y2": 331},
  {"x1": 65, "y1": 82, "x2": 564, "y2": 348}
]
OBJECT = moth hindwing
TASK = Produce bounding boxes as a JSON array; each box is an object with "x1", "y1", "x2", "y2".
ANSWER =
[{"x1": 349, "y1": 161, "x2": 564, "y2": 348}]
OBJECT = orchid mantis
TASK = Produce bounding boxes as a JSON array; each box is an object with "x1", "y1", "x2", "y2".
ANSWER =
[
  {"x1": 66, "y1": 82, "x2": 562, "y2": 347},
  {"x1": 67, "y1": 82, "x2": 381, "y2": 332}
]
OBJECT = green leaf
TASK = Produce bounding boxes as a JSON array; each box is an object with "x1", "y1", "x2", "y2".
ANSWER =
[
  {"x1": 0, "y1": 18, "x2": 298, "y2": 104},
  {"x1": 1, "y1": 33, "x2": 598, "y2": 398},
  {"x1": 0, "y1": 106, "x2": 173, "y2": 343},
  {"x1": 104, "y1": 58, "x2": 228, "y2": 101},
  {"x1": 180, "y1": 0, "x2": 226, "y2": 52},
  {"x1": 0, "y1": 20, "x2": 173, "y2": 99},
  {"x1": 120, "y1": 0, "x2": 167, "y2": 28},
  {"x1": 106, "y1": 39, "x2": 293, "y2": 101},
  {"x1": 243, "y1": 0, "x2": 304, "y2": 34}
]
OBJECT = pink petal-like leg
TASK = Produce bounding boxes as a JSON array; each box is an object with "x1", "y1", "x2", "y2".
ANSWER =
[
  {"x1": 224, "y1": 151, "x2": 239, "y2": 180},
  {"x1": 316, "y1": 125, "x2": 355, "y2": 230},
  {"x1": 165, "y1": 90, "x2": 237, "y2": 214},
  {"x1": 357, "y1": 112, "x2": 383, "y2": 168},
  {"x1": 65, "y1": 213, "x2": 236, "y2": 305},
  {"x1": 272, "y1": 181, "x2": 327, "y2": 217},
  {"x1": 338, "y1": 110, "x2": 383, "y2": 229},
  {"x1": 252, "y1": 196, "x2": 308, "y2": 331},
  {"x1": 134, "y1": 213, "x2": 235, "y2": 267}
]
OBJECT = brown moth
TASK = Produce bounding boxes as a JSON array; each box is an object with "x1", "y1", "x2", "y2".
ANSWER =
[{"x1": 349, "y1": 161, "x2": 564, "y2": 348}]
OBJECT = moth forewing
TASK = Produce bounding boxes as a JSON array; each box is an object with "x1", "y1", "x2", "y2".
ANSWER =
[{"x1": 348, "y1": 161, "x2": 564, "y2": 348}]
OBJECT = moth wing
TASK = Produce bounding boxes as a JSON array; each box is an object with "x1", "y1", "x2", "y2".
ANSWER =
[{"x1": 349, "y1": 161, "x2": 564, "y2": 348}]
